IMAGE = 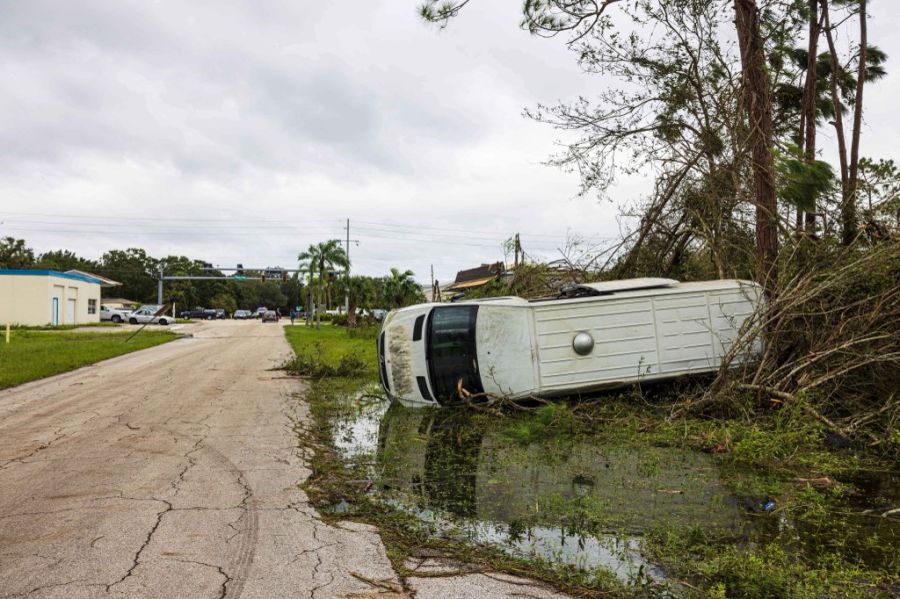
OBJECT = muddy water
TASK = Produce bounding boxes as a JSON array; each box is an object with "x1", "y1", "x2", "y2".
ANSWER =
[{"x1": 328, "y1": 388, "x2": 898, "y2": 584}]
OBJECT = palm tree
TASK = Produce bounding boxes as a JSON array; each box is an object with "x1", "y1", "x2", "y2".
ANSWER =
[
  {"x1": 383, "y1": 268, "x2": 422, "y2": 309},
  {"x1": 343, "y1": 276, "x2": 374, "y2": 327},
  {"x1": 298, "y1": 240, "x2": 349, "y2": 328}
]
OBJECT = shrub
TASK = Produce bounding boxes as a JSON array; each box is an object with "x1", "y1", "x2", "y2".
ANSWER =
[{"x1": 281, "y1": 341, "x2": 367, "y2": 378}]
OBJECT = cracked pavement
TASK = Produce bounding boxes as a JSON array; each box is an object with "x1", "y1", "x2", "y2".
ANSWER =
[{"x1": 0, "y1": 320, "x2": 567, "y2": 598}]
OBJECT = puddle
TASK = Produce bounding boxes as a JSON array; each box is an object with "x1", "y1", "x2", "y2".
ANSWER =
[{"x1": 325, "y1": 387, "x2": 899, "y2": 585}]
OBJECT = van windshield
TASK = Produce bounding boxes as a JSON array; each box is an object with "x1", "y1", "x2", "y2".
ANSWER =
[{"x1": 426, "y1": 306, "x2": 483, "y2": 402}]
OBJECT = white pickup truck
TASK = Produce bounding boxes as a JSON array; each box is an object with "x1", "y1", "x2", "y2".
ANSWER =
[
  {"x1": 377, "y1": 278, "x2": 763, "y2": 407},
  {"x1": 99, "y1": 304, "x2": 132, "y2": 323}
]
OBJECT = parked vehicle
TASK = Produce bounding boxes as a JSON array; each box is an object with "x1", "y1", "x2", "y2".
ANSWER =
[
  {"x1": 261, "y1": 310, "x2": 278, "y2": 322},
  {"x1": 128, "y1": 305, "x2": 173, "y2": 326},
  {"x1": 377, "y1": 278, "x2": 764, "y2": 407},
  {"x1": 252, "y1": 307, "x2": 268, "y2": 319},
  {"x1": 233, "y1": 309, "x2": 252, "y2": 319},
  {"x1": 215, "y1": 308, "x2": 227, "y2": 319},
  {"x1": 100, "y1": 304, "x2": 131, "y2": 323},
  {"x1": 180, "y1": 307, "x2": 217, "y2": 320}
]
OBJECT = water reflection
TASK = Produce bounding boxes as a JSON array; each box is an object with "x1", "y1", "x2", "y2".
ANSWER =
[
  {"x1": 329, "y1": 395, "x2": 898, "y2": 583},
  {"x1": 370, "y1": 404, "x2": 754, "y2": 580}
]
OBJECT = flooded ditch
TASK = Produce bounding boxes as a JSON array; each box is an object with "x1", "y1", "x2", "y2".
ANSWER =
[{"x1": 316, "y1": 383, "x2": 899, "y2": 594}]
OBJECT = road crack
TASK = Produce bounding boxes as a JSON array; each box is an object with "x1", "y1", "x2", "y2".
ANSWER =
[{"x1": 105, "y1": 498, "x2": 173, "y2": 592}]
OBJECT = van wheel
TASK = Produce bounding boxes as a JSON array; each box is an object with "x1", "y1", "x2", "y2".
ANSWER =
[
  {"x1": 112, "y1": 315, "x2": 122, "y2": 323},
  {"x1": 159, "y1": 319, "x2": 169, "y2": 326},
  {"x1": 129, "y1": 318, "x2": 138, "y2": 325}
]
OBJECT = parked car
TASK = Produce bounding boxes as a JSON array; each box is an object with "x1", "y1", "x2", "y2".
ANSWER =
[
  {"x1": 128, "y1": 305, "x2": 173, "y2": 326},
  {"x1": 180, "y1": 307, "x2": 217, "y2": 320},
  {"x1": 100, "y1": 304, "x2": 131, "y2": 323},
  {"x1": 252, "y1": 307, "x2": 268, "y2": 319},
  {"x1": 377, "y1": 278, "x2": 764, "y2": 407},
  {"x1": 215, "y1": 309, "x2": 227, "y2": 319},
  {"x1": 233, "y1": 309, "x2": 252, "y2": 319},
  {"x1": 261, "y1": 310, "x2": 279, "y2": 323}
]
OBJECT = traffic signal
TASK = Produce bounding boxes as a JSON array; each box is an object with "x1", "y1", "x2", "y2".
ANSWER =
[
  {"x1": 261, "y1": 271, "x2": 266, "y2": 282},
  {"x1": 282, "y1": 270, "x2": 289, "y2": 282},
  {"x1": 236, "y1": 263, "x2": 244, "y2": 276}
]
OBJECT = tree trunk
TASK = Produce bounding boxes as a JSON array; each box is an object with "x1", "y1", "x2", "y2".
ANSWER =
[
  {"x1": 845, "y1": 0, "x2": 867, "y2": 245},
  {"x1": 821, "y1": 0, "x2": 850, "y2": 224},
  {"x1": 734, "y1": 0, "x2": 778, "y2": 293},
  {"x1": 801, "y1": 0, "x2": 822, "y2": 234},
  {"x1": 819, "y1": 0, "x2": 855, "y2": 243},
  {"x1": 348, "y1": 296, "x2": 358, "y2": 327}
]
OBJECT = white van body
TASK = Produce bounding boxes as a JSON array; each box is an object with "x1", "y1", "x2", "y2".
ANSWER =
[{"x1": 377, "y1": 278, "x2": 763, "y2": 407}]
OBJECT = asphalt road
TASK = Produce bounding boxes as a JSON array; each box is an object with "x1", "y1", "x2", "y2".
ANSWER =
[{"x1": 0, "y1": 320, "x2": 565, "y2": 599}]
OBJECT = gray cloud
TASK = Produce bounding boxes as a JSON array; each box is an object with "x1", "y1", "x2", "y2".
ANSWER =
[{"x1": 0, "y1": 1, "x2": 896, "y2": 284}]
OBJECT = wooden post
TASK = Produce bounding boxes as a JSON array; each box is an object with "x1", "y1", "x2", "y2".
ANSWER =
[{"x1": 5, "y1": 323, "x2": 9, "y2": 344}]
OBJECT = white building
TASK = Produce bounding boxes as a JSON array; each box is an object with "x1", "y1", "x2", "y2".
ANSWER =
[{"x1": 0, "y1": 269, "x2": 105, "y2": 326}]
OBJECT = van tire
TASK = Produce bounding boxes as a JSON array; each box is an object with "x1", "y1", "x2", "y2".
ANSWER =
[
  {"x1": 129, "y1": 318, "x2": 138, "y2": 325},
  {"x1": 112, "y1": 315, "x2": 122, "y2": 323}
]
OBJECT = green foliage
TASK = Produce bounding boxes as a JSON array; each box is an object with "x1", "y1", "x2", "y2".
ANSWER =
[
  {"x1": 0, "y1": 237, "x2": 36, "y2": 269},
  {"x1": 208, "y1": 292, "x2": 237, "y2": 315},
  {"x1": 775, "y1": 145, "x2": 836, "y2": 212},
  {"x1": 282, "y1": 343, "x2": 368, "y2": 378},
  {"x1": 0, "y1": 330, "x2": 175, "y2": 389},
  {"x1": 644, "y1": 524, "x2": 894, "y2": 598},
  {"x1": 35, "y1": 249, "x2": 97, "y2": 272},
  {"x1": 383, "y1": 267, "x2": 425, "y2": 308},
  {"x1": 500, "y1": 403, "x2": 577, "y2": 444},
  {"x1": 97, "y1": 248, "x2": 159, "y2": 302},
  {"x1": 859, "y1": 157, "x2": 900, "y2": 226},
  {"x1": 282, "y1": 324, "x2": 377, "y2": 379}
]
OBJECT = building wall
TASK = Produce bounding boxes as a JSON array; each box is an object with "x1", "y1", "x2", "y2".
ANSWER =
[{"x1": 0, "y1": 271, "x2": 102, "y2": 326}]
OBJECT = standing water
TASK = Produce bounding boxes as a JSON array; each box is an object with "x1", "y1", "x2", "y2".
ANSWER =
[{"x1": 325, "y1": 386, "x2": 899, "y2": 588}]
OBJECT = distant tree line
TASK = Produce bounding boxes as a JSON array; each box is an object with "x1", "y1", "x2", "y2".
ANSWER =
[{"x1": 0, "y1": 237, "x2": 425, "y2": 316}]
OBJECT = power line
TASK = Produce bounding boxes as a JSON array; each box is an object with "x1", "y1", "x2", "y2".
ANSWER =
[
  {"x1": 0, "y1": 226, "x2": 580, "y2": 251},
  {"x1": 0, "y1": 210, "x2": 616, "y2": 242}
]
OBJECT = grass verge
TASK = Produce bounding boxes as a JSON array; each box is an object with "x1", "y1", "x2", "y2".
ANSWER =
[{"x1": 0, "y1": 329, "x2": 177, "y2": 389}]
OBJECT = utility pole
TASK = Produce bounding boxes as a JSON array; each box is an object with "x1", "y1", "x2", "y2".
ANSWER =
[
  {"x1": 345, "y1": 218, "x2": 350, "y2": 314},
  {"x1": 157, "y1": 265, "x2": 164, "y2": 305},
  {"x1": 339, "y1": 220, "x2": 359, "y2": 315},
  {"x1": 317, "y1": 255, "x2": 324, "y2": 330}
]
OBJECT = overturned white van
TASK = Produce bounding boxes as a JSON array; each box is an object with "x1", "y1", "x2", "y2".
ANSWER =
[{"x1": 377, "y1": 278, "x2": 763, "y2": 407}]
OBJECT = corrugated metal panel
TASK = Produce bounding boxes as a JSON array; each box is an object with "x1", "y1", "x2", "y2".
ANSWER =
[
  {"x1": 535, "y1": 298, "x2": 658, "y2": 389},
  {"x1": 532, "y1": 282, "x2": 762, "y2": 393},
  {"x1": 654, "y1": 294, "x2": 716, "y2": 374}
]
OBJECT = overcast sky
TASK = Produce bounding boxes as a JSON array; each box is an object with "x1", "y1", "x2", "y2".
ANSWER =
[{"x1": 1, "y1": 1, "x2": 897, "y2": 284}]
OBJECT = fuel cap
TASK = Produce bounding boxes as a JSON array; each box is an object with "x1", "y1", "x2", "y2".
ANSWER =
[{"x1": 572, "y1": 332, "x2": 594, "y2": 355}]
